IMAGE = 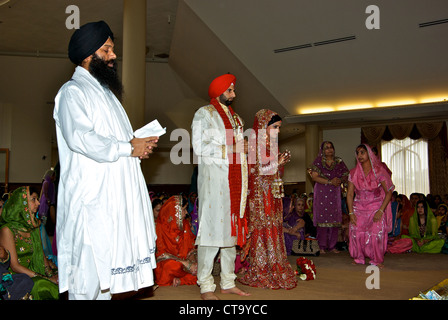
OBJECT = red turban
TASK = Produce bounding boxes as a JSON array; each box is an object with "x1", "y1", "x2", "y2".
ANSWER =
[{"x1": 208, "y1": 74, "x2": 236, "y2": 99}]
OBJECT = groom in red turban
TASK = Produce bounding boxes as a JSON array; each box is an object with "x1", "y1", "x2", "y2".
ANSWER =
[{"x1": 191, "y1": 73, "x2": 250, "y2": 300}]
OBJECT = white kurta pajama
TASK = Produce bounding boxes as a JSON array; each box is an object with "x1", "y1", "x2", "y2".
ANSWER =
[
  {"x1": 191, "y1": 103, "x2": 247, "y2": 293},
  {"x1": 53, "y1": 66, "x2": 157, "y2": 297}
]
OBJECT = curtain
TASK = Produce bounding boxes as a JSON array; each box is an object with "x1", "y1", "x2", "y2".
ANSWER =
[
  {"x1": 381, "y1": 138, "x2": 429, "y2": 196},
  {"x1": 361, "y1": 122, "x2": 448, "y2": 197}
]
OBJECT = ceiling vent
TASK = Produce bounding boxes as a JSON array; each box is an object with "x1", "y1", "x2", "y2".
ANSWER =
[
  {"x1": 419, "y1": 18, "x2": 448, "y2": 28},
  {"x1": 274, "y1": 35, "x2": 356, "y2": 53},
  {"x1": 274, "y1": 43, "x2": 312, "y2": 53},
  {"x1": 313, "y1": 35, "x2": 356, "y2": 47}
]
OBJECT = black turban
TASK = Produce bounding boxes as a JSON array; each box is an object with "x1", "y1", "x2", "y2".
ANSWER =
[{"x1": 68, "y1": 21, "x2": 114, "y2": 65}]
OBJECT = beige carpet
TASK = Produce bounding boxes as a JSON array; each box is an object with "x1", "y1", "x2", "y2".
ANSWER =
[{"x1": 144, "y1": 251, "x2": 448, "y2": 301}]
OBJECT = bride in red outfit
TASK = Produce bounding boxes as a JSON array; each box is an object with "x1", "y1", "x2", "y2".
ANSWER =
[
  {"x1": 238, "y1": 109, "x2": 297, "y2": 290},
  {"x1": 154, "y1": 195, "x2": 198, "y2": 287}
]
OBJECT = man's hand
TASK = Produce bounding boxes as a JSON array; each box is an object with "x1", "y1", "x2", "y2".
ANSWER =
[{"x1": 131, "y1": 136, "x2": 158, "y2": 159}]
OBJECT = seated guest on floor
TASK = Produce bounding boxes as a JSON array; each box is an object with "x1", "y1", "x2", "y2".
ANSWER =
[
  {"x1": 155, "y1": 195, "x2": 198, "y2": 287},
  {"x1": 401, "y1": 200, "x2": 444, "y2": 253},
  {"x1": 283, "y1": 197, "x2": 316, "y2": 255},
  {"x1": 0, "y1": 245, "x2": 34, "y2": 300},
  {"x1": 435, "y1": 203, "x2": 447, "y2": 231},
  {"x1": 0, "y1": 187, "x2": 59, "y2": 300},
  {"x1": 397, "y1": 194, "x2": 414, "y2": 236}
]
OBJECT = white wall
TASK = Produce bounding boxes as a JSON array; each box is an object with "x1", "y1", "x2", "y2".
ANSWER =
[
  {"x1": 280, "y1": 134, "x2": 307, "y2": 183},
  {"x1": 142, "y1": 61, "x2": 203, "y2": 185},
  {"x1": 323, "y1": 127, "x2": 361, "y2": 171},
  {"x1": 0, "y1": 56, "x2": 74, "y2": 183}
]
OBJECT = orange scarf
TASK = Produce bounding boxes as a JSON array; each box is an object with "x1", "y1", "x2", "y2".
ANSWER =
[{"x1": 155, "y1": 196, "x2": 195, "y2": 259}]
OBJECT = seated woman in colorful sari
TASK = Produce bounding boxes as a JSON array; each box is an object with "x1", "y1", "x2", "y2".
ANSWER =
[
  {"x1": 154, "y1": 195, "x2": 197, "y2": 287},
  {"x1": 0, "y1": 187, "x2": 59, "y2": 300},
  {"x1": 401, "y1": 200, "x2": 444, "y2": 253},
  {"x1": 396, "y1": 194, "x2": 414, "y2": 236},
  {"x1": 283, "y1": 197, "x2": 316, "y2": 255},
  {"x1": 435, "y1": 203, "x2": 448, "y2": 232}
]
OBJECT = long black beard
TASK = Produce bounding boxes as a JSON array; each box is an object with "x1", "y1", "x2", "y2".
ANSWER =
[{"x1": 89, "y1": 54, "x2": 124, "y2": 101}]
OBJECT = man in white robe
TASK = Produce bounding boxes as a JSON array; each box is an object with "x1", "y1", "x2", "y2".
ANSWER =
[
  {"x1": 191, "y1": 74, "x2": 250, "y2": 300},
  {"x1": 53, "y1": 21, "x2": 158, "y2": 300}
]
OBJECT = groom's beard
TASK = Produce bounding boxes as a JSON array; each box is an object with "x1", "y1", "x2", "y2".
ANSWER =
[{"x1": 219, "y1": 94, "x2": 234, "y2": 106}]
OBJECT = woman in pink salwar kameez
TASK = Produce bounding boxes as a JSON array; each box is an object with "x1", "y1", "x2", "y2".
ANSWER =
[{"x1": 347, "y1": 144, "x2": 394, "y2": 268}]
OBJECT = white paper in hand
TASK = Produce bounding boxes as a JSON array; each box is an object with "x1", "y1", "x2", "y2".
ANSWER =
[{"x1": 134, "y1": 120, "x2": 166, "y2": 138}]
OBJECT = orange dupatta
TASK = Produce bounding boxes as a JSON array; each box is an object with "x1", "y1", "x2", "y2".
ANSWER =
[{"x1": 155, "y1": 196, "x2": 197, "y2": 286}]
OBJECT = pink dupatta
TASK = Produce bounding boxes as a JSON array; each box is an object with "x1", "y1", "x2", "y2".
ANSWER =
[{"x1": 349, "y1": 144, "x2": 395, "y2": 232}]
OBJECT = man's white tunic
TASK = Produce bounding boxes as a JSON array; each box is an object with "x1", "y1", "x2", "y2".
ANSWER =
[
  {"x1": 191, "y1": 104, "x2": 247, "y2": 248},
  {"x1": 53, "y1": 66, "x2": 156, "y2": 294}
]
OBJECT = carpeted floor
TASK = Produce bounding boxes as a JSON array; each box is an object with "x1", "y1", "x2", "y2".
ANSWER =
[{"x1": 144, "y1": 251, "x2": 448, "y2": 301}]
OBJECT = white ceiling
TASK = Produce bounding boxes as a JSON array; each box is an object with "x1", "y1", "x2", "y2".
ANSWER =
[{"x1": 1, "y1": 0, "x2": 448, "y2": 138}]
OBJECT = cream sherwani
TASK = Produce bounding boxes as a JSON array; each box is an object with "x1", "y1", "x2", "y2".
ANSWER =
[
  {"x1": 191, "y1": 103, "x2": 247, "y2": 293},
  {"x1": 53, "y1": 66, "x2": 157, "y2": 297}
]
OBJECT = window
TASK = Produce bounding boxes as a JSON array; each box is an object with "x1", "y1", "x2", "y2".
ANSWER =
[{"x1": 381, "y1": 137, "x2": 429, "y2": 196}]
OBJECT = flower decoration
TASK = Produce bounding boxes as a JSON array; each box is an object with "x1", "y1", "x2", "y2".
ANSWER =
[{"x1": 295, "y1": 257, "x2": 317, "y2": 281}]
